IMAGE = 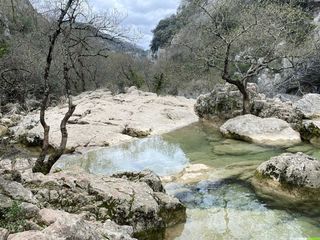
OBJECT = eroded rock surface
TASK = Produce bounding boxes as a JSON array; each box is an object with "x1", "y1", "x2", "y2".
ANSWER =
[
  {"x1": 253, "y1": 153, "x2": 320, "y2": 201},
  {"x1": 256, "y1": 152, "x2": 320, "y2": 188},
  {"x1": 194, "y1": 83, "x2": 258, "y2": 119},
  {"x1": 220, "y1": 114, "x2": 301, "y2": 147},
  {"x1": 251, "y1": 97, "x2": 303, "y2": 127},
  {"x1": 0, "y1": 126, "x2": 8, "y2": 138},
  {"x1": 195, "y1": 83, "x2": 305, "y2": 126},
  {"x1": 300, "y1": 119, "x2": 320, "y2": 146},
  {"x1": 21, "y1": 169, "x2": 186, "y2": 238},
  {"x1": 8, "y1": 209, "x2": 136, "y2": 240},
  {"x1": 11, "y1": 89, "x2": 197, "y2": 150},
  {"x1": 294, "y1": 94, "x2": 320, "y2": 119},
  {"x1": 0, "y1": 161, "x2": 185, "y2": 240}
]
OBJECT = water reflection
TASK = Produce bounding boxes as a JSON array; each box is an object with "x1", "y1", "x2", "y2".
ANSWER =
[
  {"x1": 55, "y1": 121, "x2": 320, "y2": 240},
  {"x1": 165, "y1": 180, "x2": 320, "y2": 240},
  {"x1": 55, "y1": 136, "x2": 189, "y2": 176}
]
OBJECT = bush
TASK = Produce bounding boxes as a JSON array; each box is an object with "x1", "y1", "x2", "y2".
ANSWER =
[{"x1": 0, "y1": 201, "x2": 27, "y2": 233}]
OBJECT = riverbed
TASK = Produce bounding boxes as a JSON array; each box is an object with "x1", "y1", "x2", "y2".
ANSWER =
[{"x1": 55, "y1": 121, "x2": 320, "y2": 240}]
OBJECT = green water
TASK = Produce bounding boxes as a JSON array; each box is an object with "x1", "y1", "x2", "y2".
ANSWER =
[
  {"x1": 56, "y1": 121, "x2": 320, "y2": 240},
  {"x1": 163, "y1": 122, "x2": 320, "y2": 240}
]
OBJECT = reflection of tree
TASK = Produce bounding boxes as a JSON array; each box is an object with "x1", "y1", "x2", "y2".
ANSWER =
[
  {"x1": 83, "y1": 153, "x2": 93, "y2": 173},
  {"x1": 222, "y1": 190, "x2": 231, "y2": 237}
]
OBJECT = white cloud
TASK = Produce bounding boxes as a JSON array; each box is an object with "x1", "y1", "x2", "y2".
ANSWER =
[{"x1": 90, "y1": 0, "x2": 180, "y2": 49}]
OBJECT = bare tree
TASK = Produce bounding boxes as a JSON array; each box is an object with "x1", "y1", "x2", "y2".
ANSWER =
[
  {"x1": 32, "y1": 0, "x2": 75, "y2": 174},
  {"x1": 32, "y1": 0, "x2": 131, "y2": 174},
  {"x1": 178, "y1": 0, "x2": 314, "y2": 113}
]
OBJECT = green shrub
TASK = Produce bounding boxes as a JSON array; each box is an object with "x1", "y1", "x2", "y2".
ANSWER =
[{"x1": 0, "y1": 201, "x2": 27, "y2": 233}]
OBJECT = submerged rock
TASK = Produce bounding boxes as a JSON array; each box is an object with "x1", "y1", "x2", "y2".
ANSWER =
[
  {"x1": 220, "y1": 114, "x2": 301, "y2": 147},
  {"x1": 161, "y1": 164, "x2": 212, "y2": 184},
  {"x1": 253, "y1": 152, "x2": 320, "y2": 201},
  {"x1": 212, "y1": 139, "x2": 269, "y2": 156}
]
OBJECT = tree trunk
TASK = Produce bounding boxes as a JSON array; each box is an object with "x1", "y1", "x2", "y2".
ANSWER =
[
  {"x1": 33, "y1": 0, "x2": 74, "y2": 174},
  {"x1": 33, "y1": 63, "x2": 76, "y2": 175},
  {"x1": 242, "y1": 92, "x2": 250, "y2": 114},
  {"x1": 236, "y1": 82, "x2": 250, "y2": 115}
]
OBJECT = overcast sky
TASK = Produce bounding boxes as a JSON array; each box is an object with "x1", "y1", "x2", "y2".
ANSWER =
[{"x1": 91, "y1": 0, "x2": 180, "y2": 49}]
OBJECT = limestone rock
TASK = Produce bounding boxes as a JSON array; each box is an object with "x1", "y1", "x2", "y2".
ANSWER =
[
  {"x1": 220, "y1": 114, "x2": 301, "y2": 147},
  {"x1": 112, "y1": 170, "x2": 165, "y2": 192},
  {"x1": 0, "y1": 228, "x2": 9, "y2": 240},
  {"x1": 161, "y1": 164, "x2": 212, "y2": 185},
  {"x1": 11, "y1": 89, "x2": 197, "y2": 150},
  {"x1": 256, "y1": 152, "x2": 320, "y2": 189},
  {"x1": 0, "y1": 119, "x2": 13, "y2": 127},
  {"x1": 0, "y1": 176, "x2": 37, "y2": 204},
  {"x1": 194, "y1": 83, "x2": 259, "y2": 120},
  {"x1": 22, "y1": 170, "x2": 186, "y2": 238},
  {"x1": 294, "y1": 93, "x2": 320, "y2": 119},
  {"x1": 19, "y1": 203, "x2": 39, "y2": 219},
  {"x1": 300, "y1": 119, "x2": 320, "y2": 146},
  {"x1": 251, "y1": 97, "x2": 303, "y2": 127},
  {"x1": 122, "y1": 126, "x2": 151, "y2": 138},
  {"x1": 8, "y1": 231, "x2": 54, "y2": 240},
  {"x1": 9, "y1": 209, "x2": 136, "y2": 240},
  {"x1": 0, "y1": 125, "x2": 8, "y2": 137},
  {"x1": 0, "y1": 193, "x2": 13, "y2": 209},
  {"x1": 253, "y1": 153, "x2": 320, "y2": 201},
  {"x1": 0, "y1": 158, "x2": 36, "y2": 173}
]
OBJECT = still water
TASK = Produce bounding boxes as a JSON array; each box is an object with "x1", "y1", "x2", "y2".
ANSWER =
[{"x1": 56, "y1": 122, "x2": 320, "y2": 240}]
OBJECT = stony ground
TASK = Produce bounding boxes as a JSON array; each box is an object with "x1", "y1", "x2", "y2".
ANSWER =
[{"x1": 11, "y1": 87, "x2": 197, "y2": 151}]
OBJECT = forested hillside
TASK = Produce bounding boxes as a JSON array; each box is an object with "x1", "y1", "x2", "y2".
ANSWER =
[
  {"x1": 0, "y1": 0, "x2": 151, "y2": 110},
  {"x1": 151, "y1": 0, "x2": 320, "y2": 97},
  {"x1": 2, "y1": 0, "x2": 319, "y2": 107}
]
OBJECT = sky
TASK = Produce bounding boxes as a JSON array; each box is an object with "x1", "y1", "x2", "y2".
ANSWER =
[{"x1": 91, "y1": 0, "x2": 180, "y2": 49}]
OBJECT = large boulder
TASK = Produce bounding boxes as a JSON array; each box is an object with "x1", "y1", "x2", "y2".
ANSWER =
[
  {"x1": 253, "y1": 153, "x2": 320, "y2": 200},
  {"x1": 194, "y1": 83, "x2": 306, "y2": 130},
  {"x1": 293, "y1": 93, "x2": 320, "y2": 119},
  {"x1": 0, "y1": 176, "x2": 37, "y2": 204},
  {"x1": 300, "y1": 119, "x2": 320, "y2": 146},
  {"x1": 0, "y1": 163, "x2": 185, "y2": 239},
  {"x1": 22, "y1": 170, "x2": 186, "y2": 239},
  {"x1": 194, "y1": 83, "x2": 259, "y2": 119},
  {"x1": 220, "y1": 114, "x2": 301, "y2": 147},
  {"x1": 251, "y1": 97, "x2": 303, "y2": 128}
]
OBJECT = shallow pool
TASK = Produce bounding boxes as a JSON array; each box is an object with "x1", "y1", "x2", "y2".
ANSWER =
[{"x1": 55, "y1": 121, "x2": 320, "y2": 240}]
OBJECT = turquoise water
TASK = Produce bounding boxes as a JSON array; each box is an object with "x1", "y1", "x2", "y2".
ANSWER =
[{"x1": 56, "y1": 121, "x2": 320, "y2": 240}]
